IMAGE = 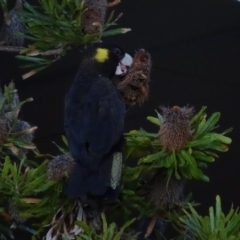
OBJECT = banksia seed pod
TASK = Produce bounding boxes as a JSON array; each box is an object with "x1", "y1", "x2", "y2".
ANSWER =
[
  {"x1": 0, "y1": 0, "x2": 25, "y2": 47},
  {"x1": 117, "y1": 49, "x2": 152, "y2": 106},
  {"x1": 47, "y1": 154, "x2": 75, "y2": 181},
  {"x1": 148, "y1": 170, "x2": 184, "y2": 211},
  {"x1": 82, "y1": 0, "x2": 107, "y2": 34},
  {"x1": 158, "y1": 106, "x2": 194, "y2": 152}
]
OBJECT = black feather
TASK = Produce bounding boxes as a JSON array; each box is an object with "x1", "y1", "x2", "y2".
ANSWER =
[{"x1": 64, "y1": 42, "x2": 126, "y2": 201}]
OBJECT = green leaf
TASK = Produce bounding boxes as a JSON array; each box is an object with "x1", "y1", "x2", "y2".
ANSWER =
[
  {"x1": 187, "y1": 136, "x2": 213, "y2": 148},
  {"x1": 209, "y1": 206, "x2": 215, "y2": 232},
  {"x1": 15, "y1": 55, "x2": 51, "y2": 63},
  {"x1": 61, "y1": 135, "x2": 69, "y2": 147},
  {"x1": 197, "y1": 112, "x2": 220, "y2": 137},
  {"x1": 192, "y1": 151, "x2": 215, "y2": 163},
  {"x1": 190, "y1": 106, "x2": 207, "y2": 124},
  {"x1": 139, "y1": 151, "x2": 167, "y2": 164},
  {"x1": 201, "y1": 175, "x2": 209, "y2": 183},
  {"x1": 102, "y1": 28, "x2": 130, "y2": 36},
  {"x1": 215, "y1": 195, "x2": 221, "y2": 229},
  {"x1": 146, "y1": 116, "x2": 160, "y2": 126},
  {"x1": 211, "y1": 133, "x2": 232, "y2": 144}
]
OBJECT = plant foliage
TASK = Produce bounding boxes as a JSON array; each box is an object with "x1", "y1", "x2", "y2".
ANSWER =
[
  {"x1": 173, "y1": 195, "x2": 240, "y2": 240},
  {"x1": 124, "y1": 107, "x2": 232, "y2": 184}
]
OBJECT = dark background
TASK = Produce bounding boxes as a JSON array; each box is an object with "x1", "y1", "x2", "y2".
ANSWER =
[{"x1": 1, "y1": 0, "x2": 240, "y2": 235}]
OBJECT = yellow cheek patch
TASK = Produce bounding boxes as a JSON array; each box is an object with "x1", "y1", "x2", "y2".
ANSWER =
[{"x1": 94, "y1": 48, "x2": 109, "y2": 62}]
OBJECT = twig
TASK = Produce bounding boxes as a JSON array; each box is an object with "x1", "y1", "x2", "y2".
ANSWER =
[
  {"x1": 107, "y1": 0, "x2": 121, "y2": 8},
  {"x1": 22, "y1": 70, "x2": 37, "y2": 80},
  {"x1": 0, "y1": 45, "x2": 25, "y2": 52},
  {"x1": 144, "y1": 214, "x2": 158, "y2": 239},
  {"x1": 28, "y1": 47, "x2": 64, "y2": 56}
]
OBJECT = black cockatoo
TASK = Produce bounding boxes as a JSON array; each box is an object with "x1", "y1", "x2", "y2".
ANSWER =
[{"x1": 64, "y1": 42, "x2": 133, "y2": 202}]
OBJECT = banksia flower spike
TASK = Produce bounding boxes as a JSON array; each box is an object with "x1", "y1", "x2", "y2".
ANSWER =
[
  {"x1": 47, "y1": 154, "x2": 75, "y2": 181},
  {"x1": 117, "y1": 49, "x2": 152, "y2": 106},
  {"x1": 158, "y1": 106, "x2": 194, "y2": 152},
  {"x1": 82, "y1": 0, "x2": 107, "y2": 34},
  {"x1": 148, "y1": 170, "x2": 185, "y2": 211},
  {"x1": 0, "y1": 0, "x2": 25, "y2": 46}
]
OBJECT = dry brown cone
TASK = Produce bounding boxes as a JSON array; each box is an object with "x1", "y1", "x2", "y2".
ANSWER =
[
  {"x1": 117, "y1": 49, "x2": 152, "y2": 106},
  {"x1": 81, "y1": 0, "x2": 107, "y2": 34},
  {"x1": 47, "y1": 154, "x2": 75, "y2": 181},
  {"x1": 148, "y1": 170, "x2": 185, "y2": 211},
  {"x1": 159, "y1": 106, "x2": 194, "y2": 152}
]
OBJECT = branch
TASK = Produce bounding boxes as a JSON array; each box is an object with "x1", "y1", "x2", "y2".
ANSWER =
[
  {"x1": 0, "y1": 45, "x2": 25, "y2": 52},
  {"x1": 27, "y1": 47, "x2": 64, "y2": 56},
  {"x1": 0, "y1": 44, "x2": 64, "y2": 56},
  {"x1": 144, "y1": 214, "x2": 158, "y2": 239}
]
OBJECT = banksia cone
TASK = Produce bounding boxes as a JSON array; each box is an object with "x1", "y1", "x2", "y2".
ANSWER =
[
  {"x1": 148, "y1": 170, "x2": 184, "y2": 211},
  {"x1": 0, "y1": 0, "x2": 25, "y2": 46},
  {"x1": 117, "y1": 49, "x2": 152, "y2": 106},
  {"x1": 158, "y1": 106, "x2": 194, "y2": 152},
  {"x1": 47, "y1": 154, "x2": 75, "y2": 181},
  {"x1": 82, "y1": 0, "x2": 107, "y2": 34}
]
